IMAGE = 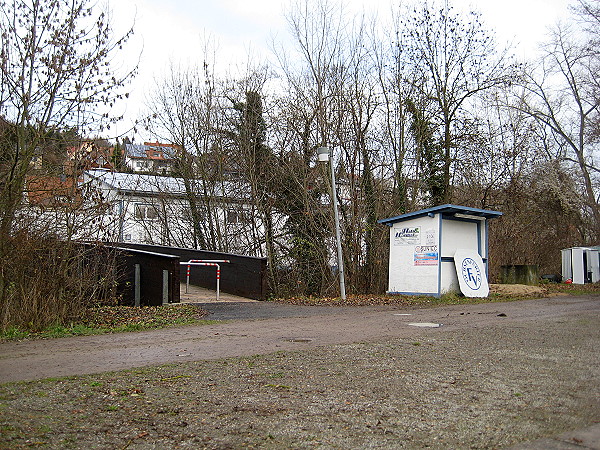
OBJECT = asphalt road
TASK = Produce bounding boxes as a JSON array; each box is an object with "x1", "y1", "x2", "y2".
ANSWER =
[{"x1": 194, "y1": 300, "x2": 352, "y2": 320}]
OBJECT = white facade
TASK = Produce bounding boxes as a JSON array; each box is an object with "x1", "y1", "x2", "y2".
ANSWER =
[
  {"x1": 123, "y1": 143, "x2": 176, "y2": 174},
  {"x1": 379, "y1": 205, "x2": 502, "y2": 297},
  {"x1": 561, "y1": 247, "x2": 600, "y2": 284},
  {"x1": 79, "y1": 169, "x2": 268, "y2": 256}
]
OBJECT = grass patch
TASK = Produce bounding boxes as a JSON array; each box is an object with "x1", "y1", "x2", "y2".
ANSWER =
[
  {"x1": 544, "y1": 282, "x2": 600, "y2": 296},
  {"x1": 0, "y1": 304, "x2": 213, "y2": 342},
  {"x1": 38, "y1": 323, "x2": 101, "y2": 339},
  {"x1": 271, "y1": 282, "x2": 600, "y2": 307},
  {"x1": 1, "y1": 326, "x2": 29, "y2": 341},
  {"x1": 269, "y1": 292, "x2": 518, "y2": 307}
]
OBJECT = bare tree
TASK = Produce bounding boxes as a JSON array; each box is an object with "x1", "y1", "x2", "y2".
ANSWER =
[
  {"x1": 518, "y1": 22, "x2": 600, "y2": 239},
  {"x1": 145, "y1": 56, "x2": 229, "y2": 251},
  {"x1": 332, "y1": 16, "x2": 386, "y2": 293},
  {"x1": 451, "y1": 89, "x2": 546, "y2": 210},
  {"x1": 0, "y1": 0, "x2": 135, "y2": 242},
  {"x1": 270, "y1": 0, "x2": 348, "y2": 296},
  {"x1": 573, "y1": 0, "x2": 600, "y2": 29},
  {"x1": 0, "y1": 0, "x2": 135, "y2": 328},
  {"x1": 399, "y1": 1, "x2": 516, "y2": 203}
]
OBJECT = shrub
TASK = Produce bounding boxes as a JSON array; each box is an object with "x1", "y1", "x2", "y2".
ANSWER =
[{"x1": 0, "y1": 235, "x2": 120, "y2": 331}]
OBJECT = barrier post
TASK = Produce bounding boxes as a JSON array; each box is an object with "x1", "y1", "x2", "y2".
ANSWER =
[
  {"x1": 216, "y1": 264, "x2": 221, "y2": 301},
  {"x1": 162, "y1": 269, "x2": 169, "y2": 305},
  {"x1": 134, "y1": 264, "x2": 141, "y2": 307},
  {"x1": 186, "y1": 264, "x2": 190, "y2": 294}
]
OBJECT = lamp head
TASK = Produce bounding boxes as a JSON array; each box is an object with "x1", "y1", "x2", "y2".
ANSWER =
[{"x1": 317, "y1": 146, "x2": 330, "y2": 162}]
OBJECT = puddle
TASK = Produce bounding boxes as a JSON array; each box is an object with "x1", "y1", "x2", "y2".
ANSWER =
[
  {"x1": 393, "y1": 313, "x2": 412, "y2": 316},
  {"x1": 408, "y1": 322, "x2": 442, "y2": 328},
  {"x1": 287, "y1": 338, "x2": 313, "y2": 343}
]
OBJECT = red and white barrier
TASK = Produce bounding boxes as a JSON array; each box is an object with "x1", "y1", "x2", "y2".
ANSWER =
[{"x1": 181, "y1": 260, "x2": 230, "y2": 300}]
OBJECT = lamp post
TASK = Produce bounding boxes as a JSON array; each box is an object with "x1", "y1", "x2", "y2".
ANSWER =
[{"x1": 317, "y1": 146, "x2": 346, "y2": 300}]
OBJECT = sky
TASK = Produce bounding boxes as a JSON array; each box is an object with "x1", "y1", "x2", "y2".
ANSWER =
[{"x1": 107, "y1": 0, "x2": 575, "y2": 139}]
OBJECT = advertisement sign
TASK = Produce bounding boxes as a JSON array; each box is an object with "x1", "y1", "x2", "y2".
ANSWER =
[
  {"x1": 454, "y1": 249, "x2": 489, "y2": 297},
  {"x1": 414, "y1": 245, "x2": 439, "y2": 266},
  {"x1": 394, "y1": 226, "x2": 420, "y2": 245},
  {"x1": 425, "y1": 228, "x2": 437, "y2": 245}
]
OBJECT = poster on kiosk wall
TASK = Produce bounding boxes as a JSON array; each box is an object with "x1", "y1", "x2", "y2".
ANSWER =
[{"x1": 454, "y1": 249, "x2": 489, "y2": 297}]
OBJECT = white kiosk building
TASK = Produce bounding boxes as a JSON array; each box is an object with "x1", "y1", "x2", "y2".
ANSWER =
[
  {"x1": 378, "y1": 204, "x2": 502, "y2": 297},
  {"x1": 561, "y1": 247, "x2": 600, "y2": 284}
]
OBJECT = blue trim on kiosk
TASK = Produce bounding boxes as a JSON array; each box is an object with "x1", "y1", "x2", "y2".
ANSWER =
[
  {"x1": 378, "y1": 204, "x2": 502, "y2": 226},
  {"x1": 441, "y1": 256, "x2": 488, "y2": 263},
  {"x1": 380, "y1": 205, "x2": 502, "y2": 298},
  {"x1": 437, "y1": 213, "x2": 443, "y2": 297}
]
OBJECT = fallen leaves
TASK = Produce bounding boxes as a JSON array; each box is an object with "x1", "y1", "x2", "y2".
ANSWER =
[
  {"x1": 271, "y1": 294, "x2": 442, "y2": 307},
  {"x1": 81, "y1": 304, "x2": 208, "y2": 329}
]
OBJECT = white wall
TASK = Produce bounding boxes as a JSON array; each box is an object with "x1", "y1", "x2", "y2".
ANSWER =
[
  {"x1": 440, "y1": 219, "x2": 480, "y2": 257},
  {"x1": 561, "y1": 248, "x2": 573, "y2": 281},
  {"x1": 388, "y1": 215, "x2": 489, "y2": 296},
  {"x1": 388, "y1": 215, "x2": 440, "y2": 295},
  {"x1": 562, "y1": 247, "x2": 600, "y2": 284},
  {"x1": 439, "y1": 218, "x2": 483, "y2": 293}
]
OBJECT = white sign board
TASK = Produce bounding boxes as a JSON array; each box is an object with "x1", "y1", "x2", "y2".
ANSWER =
[
  {"x1": 454, "y1": 249, "x2": 489, "y2": 297},
  {"x1": 393, "y1": 226, "x2": 421, "y2": 245},
  {"x1": 425, "y1": 228, "x2": 437, "y2": 245}
]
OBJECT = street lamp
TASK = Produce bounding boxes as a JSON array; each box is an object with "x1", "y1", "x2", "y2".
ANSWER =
[{"x1": 317, "y1": 146, "x2": 346, "y2": 300}]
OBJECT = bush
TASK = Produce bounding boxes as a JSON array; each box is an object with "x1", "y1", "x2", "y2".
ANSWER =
[{"x1": 0, "y1": 235, "x2": 120, "y2": 332}]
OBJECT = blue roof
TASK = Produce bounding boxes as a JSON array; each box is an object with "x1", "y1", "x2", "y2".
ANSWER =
[
  {"x1": 124, "y1": 143, "x2": 176, "y2": 159},
  {"x1": 378, "y1": 204, "x2": 502, "y2": 226}
]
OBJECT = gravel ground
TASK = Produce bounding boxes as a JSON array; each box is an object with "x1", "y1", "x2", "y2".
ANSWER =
[{"x1": 1, "y1": 308, "x2": 598, "y2": 449}]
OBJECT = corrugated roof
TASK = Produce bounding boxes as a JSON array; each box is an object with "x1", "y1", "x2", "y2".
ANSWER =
[
  {"x1": 378, "y1": 204, "x2": 502, "y2": 226},
  {"x1": 124, "y1": 144, "x2": 147, "y2": 158},
  {"x1": 86, "y1": 169, "x2": 186, "y2": 195},
  {"x1": 84, "y1": 169, "x2": 251, "y2": 199}
]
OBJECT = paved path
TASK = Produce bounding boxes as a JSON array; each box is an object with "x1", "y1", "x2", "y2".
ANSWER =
[
  {"x1": 179, "y1": 283, "x2": 258, "y2": 303},
  {"x1": 1, "y1": 295, "x2": 598, "y2": 384}
]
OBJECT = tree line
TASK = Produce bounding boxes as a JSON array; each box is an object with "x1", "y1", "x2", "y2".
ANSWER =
[
  {"x1": 145, "y1": 0, "x2": 599, "y2": 296},
  {"x1": 0, "y1": 0, "x2": 598, "y2": 329}
]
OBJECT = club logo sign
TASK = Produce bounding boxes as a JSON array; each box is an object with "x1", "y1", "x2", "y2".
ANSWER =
[
  {"x1": 461, "y1": 257, "x2": 482, "y2": 290},
  {"x1": 454, "y1": 250, "x2": 489, "y2": 298}
]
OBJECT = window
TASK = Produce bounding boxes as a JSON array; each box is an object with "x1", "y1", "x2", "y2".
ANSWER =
[
  {"x1": 134, "y1": 204, "x2": 159, "y2": 220},
  {"x1": 227, "y1": 208, "x2": 251, "y2": 225},
  {"x1": 184, "y1": 207, "x2": 206, "y2": 222}
]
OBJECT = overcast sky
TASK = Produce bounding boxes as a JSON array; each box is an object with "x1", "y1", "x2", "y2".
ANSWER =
[{"x1": 108, "y1": 0, "x2": 575, "y2": 139}]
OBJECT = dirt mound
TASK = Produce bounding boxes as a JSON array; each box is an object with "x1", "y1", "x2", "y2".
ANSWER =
[{"x1": 490, "y1": 283, "x2": 546, "y2": 296}]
